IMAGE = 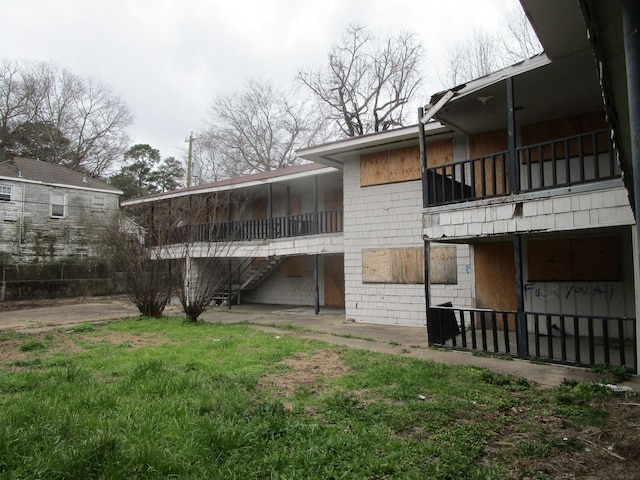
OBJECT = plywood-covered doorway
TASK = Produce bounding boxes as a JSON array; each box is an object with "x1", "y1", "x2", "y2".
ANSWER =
[
  {"x1": 474, "y1": 241, "x2": 516, "y2": 330},
  {"x1": 324, "y1": 255, "x2": 345, "y2": 308}
]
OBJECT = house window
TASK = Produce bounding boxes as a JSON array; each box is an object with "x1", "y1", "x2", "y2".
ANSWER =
[
  {"x1": 51, "y1": 192, "x2": 66, "y2": 218},
  {"x1": 0, "y1": 185, "x2": 11, "y2": 201},
  {"x1": 92, "y1": 195, "x2": 105, "y2": 211}
]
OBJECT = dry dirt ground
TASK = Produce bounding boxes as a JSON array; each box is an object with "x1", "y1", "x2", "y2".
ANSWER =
[{"x1": 1, "y1": 297, "x2": 639, "y2": 479}]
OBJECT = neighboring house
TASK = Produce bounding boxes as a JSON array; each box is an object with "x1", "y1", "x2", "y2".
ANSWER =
[
  {"x1": 0, "y1": 157, "x2": 122, "y2": 263},
  {"x1": 121, "y1": 0, "x2": 639, "y2": 373}
]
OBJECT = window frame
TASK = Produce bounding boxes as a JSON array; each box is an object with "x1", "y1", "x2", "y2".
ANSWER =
[
  {"x1": 50, "y1": 191, "x2": 66, "y2": 218},
  {"x1": 0, "y1": 184, "x2": 12, "y2": 202}
]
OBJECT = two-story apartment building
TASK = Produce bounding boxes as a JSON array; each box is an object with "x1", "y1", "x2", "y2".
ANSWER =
[
  {"x1": 299, "y1": 2, "x2": 638, "y2": 372},
  {"x1": 121, "y1": 163, "x2": 346, "y2": 310},
  {"x1": 122, "y1": 0, "x2": 639, "y2": 373},
  {"x1": 0, "y1": 157, "x2": 122, "y2": 263}
]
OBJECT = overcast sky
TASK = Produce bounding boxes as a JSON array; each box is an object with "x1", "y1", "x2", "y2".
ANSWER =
[{"x1": 3, "y1": 0, "x2": 520, "y2": 162}]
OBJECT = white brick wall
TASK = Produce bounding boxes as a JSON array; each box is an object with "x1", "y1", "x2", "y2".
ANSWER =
[
  {"x1": 243, "y1": 256, "x2": 321, "y2": 306},
  {"x1": 343, "y1": 160, "x2": 473, "y2": 327}
]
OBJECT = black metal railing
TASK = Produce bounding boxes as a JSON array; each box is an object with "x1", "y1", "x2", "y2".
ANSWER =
[
  {"x1": 424, "y1": 129, "x2": 620, "y2": 206},
  {"x1": 427, "y1": 305, "x2": 637, "y2": 373},
  {"x1": 160, "y1": 209, "x2": 343, "y2": 245}
]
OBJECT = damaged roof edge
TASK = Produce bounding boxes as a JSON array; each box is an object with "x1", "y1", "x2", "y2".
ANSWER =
[{"x1": 428, "y1": 53, "x2": 552, "y2": 105}]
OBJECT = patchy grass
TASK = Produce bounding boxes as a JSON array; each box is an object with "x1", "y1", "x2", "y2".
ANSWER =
[{"x1": 0, "y1": 317, "x2": 638, "y2": 479}]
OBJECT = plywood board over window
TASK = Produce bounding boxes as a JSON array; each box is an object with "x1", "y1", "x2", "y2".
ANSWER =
[
  {"x1": 361, "y1": 152, "x2": 390, "y2": 186},
  {"x1": 360, "y1": 146, "x2": 420, "y2": 187},
  {"x1": 425, "y1": 139, "x2": 454, "y2": 171},
  {"x1": 389, "y1": 146, "x2": 421, "y2": 183},
  {"x1": 520, "y1": 111, "x2": 608, "y2": 162},
  {"x1": 362, "y1": 246, "x2": 457, "y2": 284},
  {"x1": 527, "y1": 236, "x2": 621, "y2": 281},
  {"x1": 284, "y1": 256, "x2": 305, "y2": 277}
]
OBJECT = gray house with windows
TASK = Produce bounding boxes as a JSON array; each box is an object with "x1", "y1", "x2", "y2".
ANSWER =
[{"x1": 0, "y1": 157, "x2": 122, "y2": 263}]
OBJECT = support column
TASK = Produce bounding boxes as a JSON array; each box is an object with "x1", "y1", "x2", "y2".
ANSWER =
[
  {"x1": 507, "y1": 77, "x2": 519, "y2": 194},
  {"x1": 314, "y1": 254, "x2": 320, "y2": 315},
  {"x1": 313, "y1": 176, "x2": 318, "y2": 234},
  {"x1": 514, "y1": 235, "x2": 528, "y2": 358},
  {"x1": 267, "y1": 183, "x2": 273, "y2": 238},
  {"x1": 423, "y1": 239, "x2": 431, "y2": 341},
  {"x1": 227, "y1": 258, "x2": 232, "y2": 310},
  {"x1": 623, "y1": 0, "x2": 640, "y2": 371},
  {"x1": 420, "y1": 107, "x2": 432, "y2": 338},
  {"x1": 418, "y1": 107, "x2": 429, "y2": 207}
]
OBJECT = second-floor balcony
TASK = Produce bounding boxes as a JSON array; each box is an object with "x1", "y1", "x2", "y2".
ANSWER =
[
  {"x1": 160, "y1": 208, "x2": 343, "y2": 246},
  {"x1": 424, "y1": 129, "x2": 620, "y2": 207}
]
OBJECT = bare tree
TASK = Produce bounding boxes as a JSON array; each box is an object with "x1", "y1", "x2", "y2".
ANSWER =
[
  {"x1": 101, "y1": 211, "x2": 175, "y2": 318},
  {"x1": 0, "y1": 60, "x2": 132, "y2": 176},
  {"x1": 499, "y1": 6, "x2": 543, "y2": 64},
  {"x1": 171, "y1": 193, "x2": 249, "y2": 321},
  {"x1": 443, "y1": 30, "x2": 502, "y2": 87},
  {"x1": 109, "y1": 192, "x2": 251, "y2": 321},
  {"x1": 298, "y1": 24, "x2": 423, "y2": 138},
  {"x1": 196, "y1": 78, "x2": 324, "y2": 182},
  {"x1": 441, "y1": 8, "x2": 542, "y2": 88}
]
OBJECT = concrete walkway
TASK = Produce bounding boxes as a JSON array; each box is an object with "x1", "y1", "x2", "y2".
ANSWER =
[{"x1": 1, "y1": 297, "x2": 638, "y2": 390}]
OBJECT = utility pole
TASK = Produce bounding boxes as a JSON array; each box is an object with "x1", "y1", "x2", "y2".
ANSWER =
[{"x1": 185, "y1": 132, "x2": 199, "y2": 188}]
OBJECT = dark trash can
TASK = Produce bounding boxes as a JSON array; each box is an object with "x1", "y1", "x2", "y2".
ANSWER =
[{"x1": 427, "y1": 302, "x2": 460, "y2": 345}]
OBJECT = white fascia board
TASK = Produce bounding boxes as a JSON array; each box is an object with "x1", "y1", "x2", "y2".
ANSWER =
[
  {"x1": 0, "y1": 175, "x2": 123, "y2": 196},
  {"x1": 297, "y1": 122, "x2": 450, "y2": 165},
  {"x1": 121, "y1": 166, "x2": 339, "y2": 206}
]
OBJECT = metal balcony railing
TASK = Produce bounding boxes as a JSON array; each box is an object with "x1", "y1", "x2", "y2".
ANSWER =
[
  {"x1": 423, "y1": 129, "x2": 620, "y2": 206},
  {"x1": 427, "y1": 305, "x2": 637, "y2": 373},
  {"x1": 159, "y1": 209, "x2": 343, "y2": 245}
]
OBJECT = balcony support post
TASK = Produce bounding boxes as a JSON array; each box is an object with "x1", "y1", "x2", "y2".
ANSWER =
[
  {"x1": 507, "y1": 77, "x2": 519, "y2": 194},
  {"x1": 514, "y1": 234, "x2": 528, "y2": 358},
  {"x1": 314, "y1": 254, "x2": 320, "y2": 315},
  {"x1": 418, "y1": 107, "x2": 429, "y2": 207},
  {"x1": 267, "y1": 183, "x2": 273, "y2": 239},
  {"x1": 423, "y1": 239, "x2": 431, "y2": 342},
  {"x1": 228, "y1": 258, "x2": 232, "y2": 310},
  {"x1": 313, "y1": 175, "x2": 318, "y2": 234}
]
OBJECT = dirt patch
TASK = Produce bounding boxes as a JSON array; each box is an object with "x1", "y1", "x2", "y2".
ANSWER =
[
  {"x1": 481, "y1": 399, "x2": 640, "y2": 479},
  {"x1": 258, "y1": 349, "x2": 350, "y2": 397}
]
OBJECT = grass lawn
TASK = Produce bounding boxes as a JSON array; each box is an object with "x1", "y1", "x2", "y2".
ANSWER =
[{"x1": 0, "y1": 317, "x2": 638, "y2": 479}]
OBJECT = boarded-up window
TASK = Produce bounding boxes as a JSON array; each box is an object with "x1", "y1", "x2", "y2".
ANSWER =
[
  {"x1": 426, "y1": 139, "x2": 454, "y2": 170},
  {"x1": 284, "y1": 256, "x2": 305, "y2": 277},
  {"x1": 527, "y1": 236, "x2": 621, "y2": 281},
  {"x1": 360, "y1": 147, "x2": 420, "y2": 186},
  {"x1": 362, "y1": 246, "x2": 457, "y2": 284},
  {"x1": 430, "y1": 246, "x2": 457, "y2": 284},
  {"x1": 520, "y1": 111, "x2": 608, "y2": 162}
]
